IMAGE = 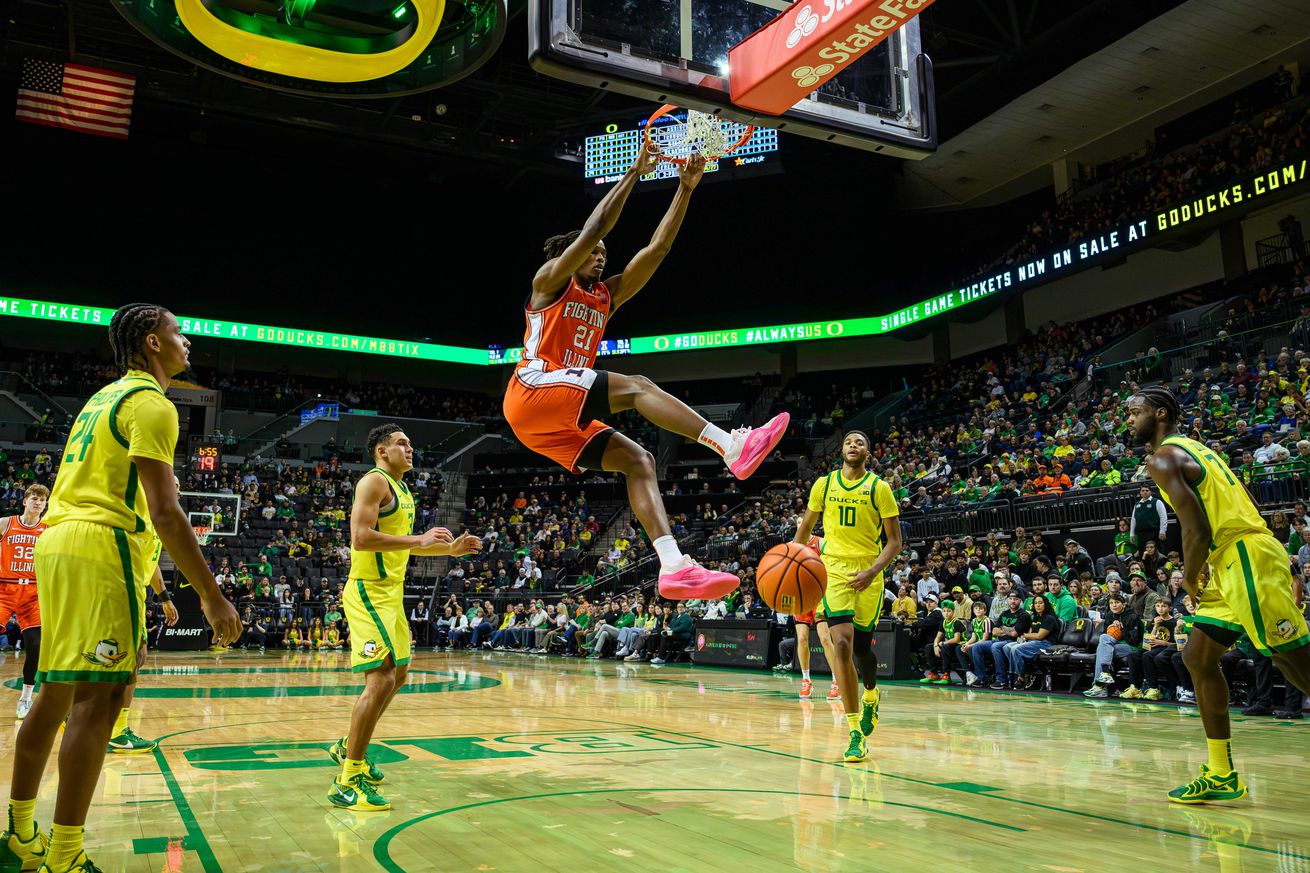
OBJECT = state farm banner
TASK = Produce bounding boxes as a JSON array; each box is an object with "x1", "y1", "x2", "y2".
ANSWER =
[{"x1": 729, "y1": 0, "x2": 934, "y2": 115}]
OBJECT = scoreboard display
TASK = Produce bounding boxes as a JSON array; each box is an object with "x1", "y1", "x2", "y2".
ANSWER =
[
  {"x1": 583, "y1": 113, "x2": 781, "y2": 189},
  {"x1": 191, "y1": 439, "x2": 221, "y2": 474}
]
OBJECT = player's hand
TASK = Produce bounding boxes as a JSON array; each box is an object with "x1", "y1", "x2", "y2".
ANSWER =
[
  {"x1": 417, "y1": 527, "x2": 455, "y2": 549},
  {"x1": 628, "y1": 142, "x2": 660, "y2": 177},
  {"x1": 449, "y1": 532, "x2": 483, "y2": 558},
  {"x1": 202, "y1": 594, "x2": 242, "y2": 646},
  {"x1": 679, "y1": 153, "x2": 707, "y2": 190},
  {"x1": 137, "y1": 642, "x2": 148, "y2": 670},
  {"x1": 163, "y1": 601, "x2": 180, "y2": 627},
  {"x1": 848, "y1": 568, "x2": 878, "y2": 592}
]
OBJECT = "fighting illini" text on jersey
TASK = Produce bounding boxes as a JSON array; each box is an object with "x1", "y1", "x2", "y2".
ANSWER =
[{"x1": 520, "y1": 277, "x2": 611, "y2": 372}]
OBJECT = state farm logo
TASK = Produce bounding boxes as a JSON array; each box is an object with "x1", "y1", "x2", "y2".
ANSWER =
[
  {"x1": 792, "y1": 64, "x2": 834, "y2": 88},
  {"x1": 786, "y1": 6, "x2": 820, "y2": 48}
]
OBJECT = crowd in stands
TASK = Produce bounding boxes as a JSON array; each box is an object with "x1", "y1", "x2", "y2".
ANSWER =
[
  {"x1": 965, "y1": 73, "x2": 1308, "y2": 284},
  {"x1": 1, "y1": 349, "x2": 501, "y2": 423}
]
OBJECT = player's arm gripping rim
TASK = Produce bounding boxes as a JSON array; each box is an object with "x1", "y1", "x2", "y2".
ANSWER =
[
  {"x1": 849, "y1": 516, "x2": 903, "y2": 593},
  {"x1": 608, "y1": 154, "x2": 707, "y2": 314},
  {"x1": 1145, "y1": 446, "x2": 1212, "y2": 599},
  {"x1": 349, "y1": 472, "x2": 469, "y2": 556},
  {"x1": 530, "y1": 146, "x2": 660, "y2": 308},
  {"x1": 136, "y1": 458, "x2": 241, "y2": 644}
]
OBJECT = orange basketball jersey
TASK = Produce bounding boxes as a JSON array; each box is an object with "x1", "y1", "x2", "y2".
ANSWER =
[
  {"x1": 519, "y1": 277, "x2": 611, "y2": 373},
  {"x1": 0, "y1": 516, "x2": 47, "y2": 582}
]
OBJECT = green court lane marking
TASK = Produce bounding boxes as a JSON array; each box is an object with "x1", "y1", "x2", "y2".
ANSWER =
[
  {"x1": 149, "y1": 747, "x2": 221, "y2": 873},
  {"x1": 3, "y1": 668, "x2": 500, "y2": 699},
  {"x1": 371, "y1": 787, "x2": 1025, "y2": 873},
  {"x1": 586, "y1": 702, "x2": 1310, "y2": 859}
]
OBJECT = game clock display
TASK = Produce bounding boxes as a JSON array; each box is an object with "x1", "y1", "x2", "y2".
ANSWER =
[{"x1": 191, "y1": 440, "x2": 221, "y2": 474}]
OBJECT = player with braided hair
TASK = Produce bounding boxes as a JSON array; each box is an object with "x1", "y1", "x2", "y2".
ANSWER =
[
  {"x1": 1129, "y1": 386, "x2": 1310, "y2": 803},
  {"x1": 0, "y1": 304, "x2": 241, "y2": 873},
  {"x1": 505, "y1": 145, "x2": 789, "y2": 601}
]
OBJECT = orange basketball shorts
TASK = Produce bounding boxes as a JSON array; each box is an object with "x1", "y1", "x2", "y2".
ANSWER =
[
  {"x1": 503, "y1": 365, "x2": 612, "y2": 474},
  {"x1": 0, "y1": 582, "x2": 41, "y2": 631}
]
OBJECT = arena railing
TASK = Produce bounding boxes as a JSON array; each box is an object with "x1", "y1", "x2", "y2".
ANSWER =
[{"x1": 1092, "y1": 303, "x2": 1305, "y2": 391}]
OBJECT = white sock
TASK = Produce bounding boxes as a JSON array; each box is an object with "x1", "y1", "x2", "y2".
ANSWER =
[
  {"x1": 802, "y1": 669, "x2": 811, "y2": 681},
  {"x1": 697, "y1": 423, "x2": 735, "y2": 460},
  {"x1": 653, "y1": 535, "x2": 684, "y2": 569},
  {"x1": 19, "y1": 685, "x2": 32, "y2": 703}
]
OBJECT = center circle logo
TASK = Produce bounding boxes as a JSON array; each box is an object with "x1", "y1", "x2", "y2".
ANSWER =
[
  {"x1": 792, "y1": 64, "x2": 834, "y2": 89},
  {"x1": 786, "y1": 6, "x2": 819, "y2": 49}
]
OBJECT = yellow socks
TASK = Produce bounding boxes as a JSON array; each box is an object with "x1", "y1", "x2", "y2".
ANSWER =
[
  {"x1": 845, "y1": 713, "x2": 861, "y2": 733},
  {"x1": 112, "y1": 708, "x2": 130, "y2": 737},
  {"x1": 7, "y1": 798, "x2": 36, "y2": 841},
  {"x1": 863, "y1": 687, "x2": 879, "y2": 705},
  {"x1": 341, "y1": 757, "x2": 368, "y2": 782},
  {"x1": 1207, "y1": 738, "x2": 1234, "y2": 775},
  {"x1": 46, "y1": 823, "x2": 83, "y2": 870}
]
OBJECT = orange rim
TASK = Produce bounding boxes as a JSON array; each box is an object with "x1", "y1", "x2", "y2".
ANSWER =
[{"x1": 643, "y1": 104, "x2": 755, "y2": 165}]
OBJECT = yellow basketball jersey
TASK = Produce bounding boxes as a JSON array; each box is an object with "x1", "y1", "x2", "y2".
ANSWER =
[
  {"x1": 807, "y1": 469, "x2": 899, "y2": 558},
  {"x1": 142, "y1": 528, "x2": 163, "y2": 584},
  {"x1": 1158, "y1": 434, "x2": 1269, "y2": 552},
  {"x1": 44, "y1": 370, "x2": 179, "y2": 535},
  {"x1": 348, "y1": 467, "x2": 416, "y2": 582}
]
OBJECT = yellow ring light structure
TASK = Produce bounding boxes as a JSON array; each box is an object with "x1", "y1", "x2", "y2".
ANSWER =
[{"x1": 174, "y1": 0, "x2": 445, "y2": 83}]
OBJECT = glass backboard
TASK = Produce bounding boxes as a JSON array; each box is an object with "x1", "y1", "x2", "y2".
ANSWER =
[{"x1": 529, "y1": 0, "x2": 935, "y2": 157}]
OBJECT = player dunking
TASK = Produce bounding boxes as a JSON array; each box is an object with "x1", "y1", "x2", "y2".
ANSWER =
[
  {"x1": 1130, "y1": 386, "x2": 1310, "y2": 803},
  {"x1": 0, "y1": 304, "x2": 242, "y2": 873},
  {"x1": 794, "y1": 431, "x2": 902, "y2": 763},
  {"x1": 327, "y1": 424, "x2": 480, "y2": 812},
  {"x1": 503, "y1": 146, "x2": 789, "y2": 600},
  {"x1": 0, "y1": 484, "x2": 48, "y2": 721}
]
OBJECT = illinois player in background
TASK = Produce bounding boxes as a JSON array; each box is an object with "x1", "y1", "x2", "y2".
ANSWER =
[
  {"x1": 0, "y1": 483, "x2": 49, "y2": 720},
  {"x1": 504, "y1": 145, "x2": 789, "y2": 601}
]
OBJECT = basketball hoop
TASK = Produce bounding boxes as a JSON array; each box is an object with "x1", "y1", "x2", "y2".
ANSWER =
[
  {"x1": 643, "y1": 105, "x2": 754, "y2": 165},
  {"x1": 193, "y1": 526, "x2": 213, "y2": 547}
]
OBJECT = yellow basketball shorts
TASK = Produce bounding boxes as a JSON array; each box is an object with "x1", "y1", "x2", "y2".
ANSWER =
[
  {"x1": 815, "y1": 554, "x2": 883, "y2": 632},
  {"x1": 34, "y1": 520, "x2": 147, "y2": 685},
  {"x1": 344, "y1": 577, "x2": 411, "y2": 672},
  {"x1": 1197, "y1": 534, "x2": 1309, "y2": 656}
]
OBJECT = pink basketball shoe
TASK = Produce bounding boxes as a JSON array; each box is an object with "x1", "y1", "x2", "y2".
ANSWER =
[{"x1": 727, "y1": 413, "x2": 791, "y2": 480}]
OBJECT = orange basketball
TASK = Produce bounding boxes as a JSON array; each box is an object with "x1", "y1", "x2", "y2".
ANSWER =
[
  {"x1": 1106, "y1": 623, "x2": 1123, "y2": 641},
  {"x1": 757, "y1": 542, "x2": 827, "y2": 615}
]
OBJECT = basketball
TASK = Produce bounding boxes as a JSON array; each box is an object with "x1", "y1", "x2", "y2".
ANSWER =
[
  {"x1": 1107, "y1": 623, "x2": 1123, "y2": 641},
  {"x1": 756, "y1": 542, "x2": 827, "y2": 615}
]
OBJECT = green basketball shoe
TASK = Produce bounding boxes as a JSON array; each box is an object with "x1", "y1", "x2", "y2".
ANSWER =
[
  {"x1": 327, "y1": 737, "x2": 385, "y2": 783},
  {"x1": 859, "y1": 687, "x2": 880, "y2": 737},
  {"x1": 1168, "y1": 764, "x2": 1248, "y2": 804},
  {"x1": 842, "y1": 730, "x2": 867, "y2": 763}
]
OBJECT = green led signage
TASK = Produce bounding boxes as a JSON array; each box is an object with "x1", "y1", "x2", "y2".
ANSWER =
[
  {"x1": 0, "y1": 297, "x2": 486, "y2": 366},
  {"x1": 5, "y1": 154, "x2": 1304, "y2": 368}
]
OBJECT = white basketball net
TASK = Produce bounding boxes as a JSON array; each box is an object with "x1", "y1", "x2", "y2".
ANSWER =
[{"x1": 649, "y1": 109, "x2": 729, "y2": 159}]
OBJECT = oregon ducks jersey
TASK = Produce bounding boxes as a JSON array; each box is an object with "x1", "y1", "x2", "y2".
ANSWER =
[
  {"x1": 44, "y1": 370, "x2": 178, "y2": 535},
  {"x1": 1158, "y1": 434, "x2": 1269, "y2": 552},
  {"x1": 348, "y1": 467, "x2": 416, "y2": 582},
  {"x1": 806, "y1": 469, "x2": 899, "y2": 558}
]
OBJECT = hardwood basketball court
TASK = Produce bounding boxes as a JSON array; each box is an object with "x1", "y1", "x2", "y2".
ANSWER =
[{"x1": 1, "y1": 649, "x2": 1305, "y2": 872}]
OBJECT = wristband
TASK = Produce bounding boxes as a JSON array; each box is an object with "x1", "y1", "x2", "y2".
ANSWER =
[{"x1": 158, "y1": 589, "x2": 173, "y2": 603}]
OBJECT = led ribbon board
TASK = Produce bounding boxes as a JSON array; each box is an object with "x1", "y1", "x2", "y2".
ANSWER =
[
  {"x1": 6, "y1": 153, "x2": 1305, "y2": 367},
  {"x1": 0, "y1": 298, "x2": 486, "y2": 365}
]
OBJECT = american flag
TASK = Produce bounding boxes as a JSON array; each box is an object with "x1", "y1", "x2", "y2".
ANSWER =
[{"x1": 16, "y1": 58, "x2": 136, "y2": 139}]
